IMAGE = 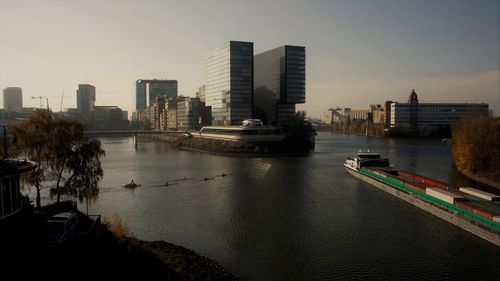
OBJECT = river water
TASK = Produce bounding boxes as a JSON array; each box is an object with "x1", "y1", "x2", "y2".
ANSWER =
[{"x1": 85, "y1": 133, "x2": 499, "y2": 280}]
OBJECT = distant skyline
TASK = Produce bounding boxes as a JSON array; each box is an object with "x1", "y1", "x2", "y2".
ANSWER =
[{"x1": 1, "y1": 0, "x2": 499, "y2": 117}]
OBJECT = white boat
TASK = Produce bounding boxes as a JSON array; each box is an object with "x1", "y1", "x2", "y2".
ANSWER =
[
  {"x1": 242, "y1": 119, "x2": 263, "y2": 127},
  {"x1": 344, "y1": 150, "x2": 390, "y2": 172},
  {"x1": 195, "y1": 124, "x2": 286, "y2": 142}
]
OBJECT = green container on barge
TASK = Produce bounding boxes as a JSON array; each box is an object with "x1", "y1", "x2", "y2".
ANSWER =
[{"x1": 344, "y1": 150, "x2": 500, "y2": 246}]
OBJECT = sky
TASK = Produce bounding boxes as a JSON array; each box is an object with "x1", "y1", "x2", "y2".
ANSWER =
[{"x1": 1, "y1": 0, "x2": 499, "y2": 117}]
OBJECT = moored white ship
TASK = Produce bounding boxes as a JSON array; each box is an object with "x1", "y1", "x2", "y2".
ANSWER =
[
  {"x1": 344, "y1": 150, "x2": 390, "y2": 172},
  {"x1": 195, "y1": 119, "x2": 286, "y2": 142}
]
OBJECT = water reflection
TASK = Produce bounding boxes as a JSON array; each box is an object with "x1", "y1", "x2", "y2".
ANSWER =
[
  {"x1": 248, "y1": 159, "x2": 272, "y2": 179},
  {"x1": 79, "y1": 134, "x2": 500, "y2": 281}
]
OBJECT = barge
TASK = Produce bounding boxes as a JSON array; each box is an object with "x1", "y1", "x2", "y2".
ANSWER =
[{"x1": 345, "y1": 151, "x2": 500, "y2": 246}]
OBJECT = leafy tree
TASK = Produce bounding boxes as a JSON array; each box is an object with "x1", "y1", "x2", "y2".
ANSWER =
[
  {"x1": 48, "y1": 118, "x2": 105, "y2": 203},
  {"x1": 452, "y1": 115, "x2": 500, "y2": 181},
  {"x1": 10, "y1": 110, "x2": 52, "y2": 208},
  {"x1": 284, "y1": 111, "x2": 314, "y2": 136},
  {"x1": 11, "y1": 109, "x2": 105, "y2": 206}
]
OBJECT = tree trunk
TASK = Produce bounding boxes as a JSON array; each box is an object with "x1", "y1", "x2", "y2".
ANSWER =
[
  {"x1": 36, "y1": 185, "x2": 41, "y2": 209},
  {"x1": 55, "y1": 168, "x2": 63, "y2": 203}
]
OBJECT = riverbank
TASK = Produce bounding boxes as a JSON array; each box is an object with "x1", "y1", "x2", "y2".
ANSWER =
[
  {"x1": 451, "y1": 115, "x2": 500, "y2": 190},
  {"x1": 0, "y1": 202, "x2": 238, "y2": 281},
  {"x1": 138, "y1": 133, "x2": 314, "y2": 157},
  {"x1": 456, "y1": 167, "x2": 500, "y2": 190}
]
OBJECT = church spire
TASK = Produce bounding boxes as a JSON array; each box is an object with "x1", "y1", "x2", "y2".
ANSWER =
[
  {"x1": 408, "y1": 89, "x2": 418, "y2": 103},
  {"x1": 408, "y1": 89, "x2": 419, "y2": 129}
]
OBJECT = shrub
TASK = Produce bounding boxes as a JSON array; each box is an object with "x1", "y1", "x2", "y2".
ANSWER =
[{"x1": 104, "y1": 213, "x2": 130, "y2": 240}]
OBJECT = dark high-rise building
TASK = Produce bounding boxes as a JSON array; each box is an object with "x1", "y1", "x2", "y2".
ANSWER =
[
  {"x1": 136, "y1": 81, "x2": 147, "y2": 110},
  {"x1": 135, "y1": 79, "x2": 177, "y2": 110},
  {"x1": 254, "y1": 45, "x2": 305, "y2": 125},
  {"x1": 76, "y1": 84, "x2": 96, "y2": 119},
  {"x1": 205, "y1": 41, "x2": 253, "y2": 126},
  {"x1": 148, "y1": 81, "x2": 177, "y2": 105},
  {"x1": 3, "y1": 87, "x2": 23, "y2": 111}
]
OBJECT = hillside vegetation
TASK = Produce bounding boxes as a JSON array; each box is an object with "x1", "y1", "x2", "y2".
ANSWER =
[{"x1": 451, "y1": 115, "x2": 500, "y2": 186}]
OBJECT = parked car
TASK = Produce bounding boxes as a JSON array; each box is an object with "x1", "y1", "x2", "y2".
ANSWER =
[{"x1": 43, "y1": 212, "x2": 79, "y2": 244}]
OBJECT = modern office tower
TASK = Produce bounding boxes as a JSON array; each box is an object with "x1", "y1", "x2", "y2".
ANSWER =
[
  {"x1": 3, "y1": 87, "x2": 23, "y2": 110},
  {"x1": 254, "y1": 45, "x2": 305, "y2": 125},
  {"x1": 76, "y1": 84, "x2": 96, "y2": 119},
  {"x1": 135, "y1": 79, "x2": 177, "y2": 110},
  {"x1": 136, "y1": 81, "x2": 147, "y2": 110},
  {"x1": 387, "y1": 90, "x2": 489, "y2": 129},
  {"x1": 148, "y1": 80, "x2": 177, "y2": 105},
  {"x1": 205, "y1": 41, "x2": 254, "y2": 126}
]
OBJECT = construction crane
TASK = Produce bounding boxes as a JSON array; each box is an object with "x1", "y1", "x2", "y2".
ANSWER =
[
  {"x1": 31, "y1": 96, "x2": 49, "y2": 109},
  {"x1": 60, "y1": 89, "x2": 64, "y2": 112},
  {"x1": 31, "y1": 96, "x2": 61, "y2": 110}
]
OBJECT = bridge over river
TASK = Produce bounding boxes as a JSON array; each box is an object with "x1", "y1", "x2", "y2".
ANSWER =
[{"x1": 84, "y1": 130, "x2": 188, "y2": 146}]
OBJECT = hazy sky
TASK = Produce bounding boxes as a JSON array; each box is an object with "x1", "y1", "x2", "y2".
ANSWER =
[{"x1": 1, "y1": 0, "x2": 499, "y2": 117}]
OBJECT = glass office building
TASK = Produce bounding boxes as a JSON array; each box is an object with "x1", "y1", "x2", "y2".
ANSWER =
[
  {"x1": 205, "y1": 41, "x2": 253, "y2": 126},
  {"x1": 148, "y1": 81, "x2": 177, "y2": 105},
  {"x1": 136, "y1": 81, "x2": 147, "y2": 110},
  {"x1": 388, "y1": 91, "x2": 489, "y2": 129},
  {"x1": 136, "y1": 79, "x2": 177, "y2": 111},
  {"x1": 254, "y1": 45, "x2": 305, "y2": 124}
]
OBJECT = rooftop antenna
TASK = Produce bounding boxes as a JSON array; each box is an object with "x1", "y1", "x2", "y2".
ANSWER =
[{"x1": 60, "y1": 89, "x2": 64, "y2": 112}]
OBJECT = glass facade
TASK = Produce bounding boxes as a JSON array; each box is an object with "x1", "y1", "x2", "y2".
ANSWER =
[
  {"x1": 284, "y1": 46, "x2": 306, "y2": 104},
  {"x1": 136, "y1": 79, "x2": 177, "y2": 111},
  {"x1": 136, "y1": 81, "x2": 147, "y2": 110},
  {"x1": 254, "y1": 45, "x2": 305, "y2": 125},
  {"x1": 148, "y1": 81, "x2": 178, "y2": 105},
  {"x1": 205, "y1": 41, "x2": 253, "y2": 126},
  {"x1": 390, "y1": 102, "x2": 489, "y2": 128}
]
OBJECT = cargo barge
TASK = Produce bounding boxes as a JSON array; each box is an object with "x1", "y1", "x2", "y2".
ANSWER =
[{"x1": 345, "y1": 151, "x2": 500, "y2": 246}]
